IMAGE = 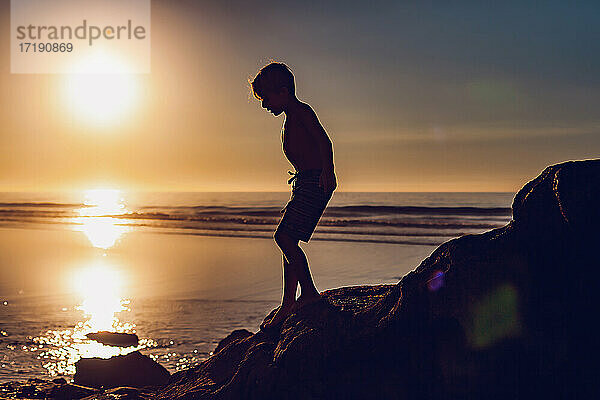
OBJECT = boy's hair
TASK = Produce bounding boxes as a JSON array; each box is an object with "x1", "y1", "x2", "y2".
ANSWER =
[{"x1": 251, "y1": 62, "x2": 295, "y2": 100}]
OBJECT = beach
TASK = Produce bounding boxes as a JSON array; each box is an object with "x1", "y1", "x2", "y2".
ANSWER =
[{"x1": 0, "y1": 191, "x2": 512, "y2": 382}]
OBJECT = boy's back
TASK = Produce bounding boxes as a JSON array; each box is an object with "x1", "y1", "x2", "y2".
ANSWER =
[{"x1": 282, "y1": 102, "x2": 330, "y2": 172}]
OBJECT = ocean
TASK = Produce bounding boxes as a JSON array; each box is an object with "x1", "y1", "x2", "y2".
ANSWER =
[{"x1": 0, "y1": 191, "x2": 514, "y2": 383}]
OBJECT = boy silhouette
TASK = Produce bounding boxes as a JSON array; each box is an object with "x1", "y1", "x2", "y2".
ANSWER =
[{"x1": 251, "y1": 63, "x2": 337, "y2": 330}]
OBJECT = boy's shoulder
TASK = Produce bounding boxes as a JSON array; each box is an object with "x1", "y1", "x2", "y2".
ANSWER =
[{"x1": 291, "y1": 101, "x2": 318, "y2": 121}]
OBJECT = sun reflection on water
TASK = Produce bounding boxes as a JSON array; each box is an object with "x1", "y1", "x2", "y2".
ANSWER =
[
  {"x1": 72, "y1": 189, "x2": 131, "y2": 249},
  {"x1": 32, "y1": 262, "x2": 156, "y2": 377},
  {"x1": 72, "y1": 263, "x2": 127, "y2": 333}
]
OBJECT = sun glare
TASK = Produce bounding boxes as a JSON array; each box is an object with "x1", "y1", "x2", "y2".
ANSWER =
[
  {"x1": 73, "y1": 189, "x2": 130, "y2": 249},
  {"x1": 81, "y1": 189, "x2": 126, "y2": 216},
  {"x1": 64, "y1": 52, "x2": 139, "y2": 126},
  {"x1": 72, "y1": 262, "x2": 126, "y2": 332},
  {"x1": 31, "y1": 261, "x2": 137, "y2": 376}
]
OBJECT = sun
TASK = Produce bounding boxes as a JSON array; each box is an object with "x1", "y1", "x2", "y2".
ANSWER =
[{"x1": 63, "y1": 52, "x2": 139, "y2": 127}]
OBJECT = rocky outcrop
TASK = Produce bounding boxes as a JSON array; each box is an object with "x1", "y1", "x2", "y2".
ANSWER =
[
  {"x1": 212, "y1": 329, "x2": 253, "y2": 355},
  {"x1": 74, "y1": 351, "x2": 170, "y2": 389},
  {"x1": 153, "y1": 159, "x2": 600, "y2": 399}
]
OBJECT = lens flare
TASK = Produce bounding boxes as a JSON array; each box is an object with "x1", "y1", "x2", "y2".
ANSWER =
[{"x1": 427, "y1": 270, "x2": 445, "y2": 292}]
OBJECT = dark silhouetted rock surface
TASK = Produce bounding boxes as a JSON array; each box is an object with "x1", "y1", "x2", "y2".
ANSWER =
[
  {"x1": 74, "y1": 351, "x2": 170, "y2": 389},
  {"x1": 152, "y1": 159, "x2": 599, "y2": 399},
  {"x1": 212, "y1": 329, "x2": 253, "y2": 355},
  {"x1": 86, "y1": 331, "x2": 139, "y2": 347},
  {"x1": 81, "y1": 386, "x2": 157, "y2": 400},
  {"x1": 0, "y1": 377, "x2": 99, "y2": 399}
]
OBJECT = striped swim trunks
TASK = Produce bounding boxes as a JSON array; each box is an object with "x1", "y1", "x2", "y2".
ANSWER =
[{"x1": 276, "y1": 169, "x2": 333, "y2": 243}]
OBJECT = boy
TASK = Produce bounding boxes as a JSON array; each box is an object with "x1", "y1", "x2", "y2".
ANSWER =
[{"x1": 251, "y1": 62, "x2": 337, "y2": 330}]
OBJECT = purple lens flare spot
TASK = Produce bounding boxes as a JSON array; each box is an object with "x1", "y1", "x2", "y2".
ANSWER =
[{"x1": 427, "y1": 270, "x2": 445, "y2": 292}]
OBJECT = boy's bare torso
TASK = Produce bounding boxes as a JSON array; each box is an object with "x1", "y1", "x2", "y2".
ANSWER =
[{"x1": 282, "y1": 103, "x2": 323, "y2": 172}]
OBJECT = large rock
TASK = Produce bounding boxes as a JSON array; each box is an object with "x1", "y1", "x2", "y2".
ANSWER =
[
  {"x1": 212, "y1": 329, "x2": 253, "y2": 355},
  {"x1": 74, "y1": 351, "x2": 170, "y2": 389},
  {"x1": 153, "y1": 159, "x2": 600, "y2": 400}
]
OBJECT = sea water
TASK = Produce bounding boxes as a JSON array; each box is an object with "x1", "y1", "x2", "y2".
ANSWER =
[{"x1": 0, "y1": 191, "x2": 514, "y2": 382}]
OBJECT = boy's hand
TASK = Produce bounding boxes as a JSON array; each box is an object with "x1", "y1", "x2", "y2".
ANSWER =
[{"x1": 319, "y1": 170, "x2": 337, "y2": 193}]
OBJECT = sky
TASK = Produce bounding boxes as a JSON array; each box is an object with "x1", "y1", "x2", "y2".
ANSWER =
[{"x1": 0, "y1": 0, "x2": 598, "y2": 192}]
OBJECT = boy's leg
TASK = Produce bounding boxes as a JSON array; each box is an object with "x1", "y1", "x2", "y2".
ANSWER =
[
  {"x1": 282, "y1": 255, "x2": 298, "y2": 306},
  {"x1": 261, "y1": 235, "x2": 298, "y2": 330},
  {"x1": 261, "y1": 230, "x2": 319, "y2": 329},
  {"x1": 275, "y1": 231, "x2": 320, "y2": 306}
]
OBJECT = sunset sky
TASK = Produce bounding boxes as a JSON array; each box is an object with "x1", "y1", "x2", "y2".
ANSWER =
[{"x1": 0, "y1": 1, "x2": 598, "y2": 192}]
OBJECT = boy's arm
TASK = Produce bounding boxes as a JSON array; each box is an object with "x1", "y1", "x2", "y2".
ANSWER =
[{"x1": 300, "y1": 105, "x2": 337, "y2": 192}]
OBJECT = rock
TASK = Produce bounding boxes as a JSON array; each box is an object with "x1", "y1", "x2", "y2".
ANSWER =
[
  {"x1": 212, "y1": 329, "x2": 253, "y2": 355},
  {"x1": 86, "y1": 331, "x2": 139, "y2": 347},
  {"x1": 76, "y1": 386, "x2": 156, "y2": 400},
  {"x1": 0, "y1": 378, "x2": 98, "y2": 399},
  {"x1": 153, "y1": 159, "x2": 600, "y2": 399},
  {"x1": 48, "y1": 382, "x2": 98, "y2": 399},
  {"x1": 95, "y1": 386, "x2": 153, "y2": 399},
  {"x1": 19, "y1": 384, "x2": 35, "y2": 397},
  {"x1": 74, "y1": 351, "x2": 170, "y2": 389}
]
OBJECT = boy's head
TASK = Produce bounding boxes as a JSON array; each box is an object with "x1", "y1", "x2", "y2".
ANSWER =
[{"x1": 251, "y1": 62, "x2": 295, "y2": 116}]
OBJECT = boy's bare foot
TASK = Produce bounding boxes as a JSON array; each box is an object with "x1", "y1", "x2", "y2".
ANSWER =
[
  {"x1": 260, "y1": 302, "x2": 295, "y2": 331},
  {"x1": 294, "y1": 291, "x2": 322, "y2": 311}
]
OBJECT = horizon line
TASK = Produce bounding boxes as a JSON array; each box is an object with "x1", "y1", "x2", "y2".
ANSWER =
[{"x1": 0, "y1": 189, "x2": 516, "y2": 194}]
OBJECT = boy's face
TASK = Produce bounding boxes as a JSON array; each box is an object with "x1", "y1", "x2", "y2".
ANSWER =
[{"x1": 260, "y1": 88, "x2": 287, "y2": 116}]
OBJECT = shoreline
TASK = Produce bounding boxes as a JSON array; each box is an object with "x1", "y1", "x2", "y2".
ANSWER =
[{"x1": 0, "y1": 228, "x2": 433, "y2": 384}]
